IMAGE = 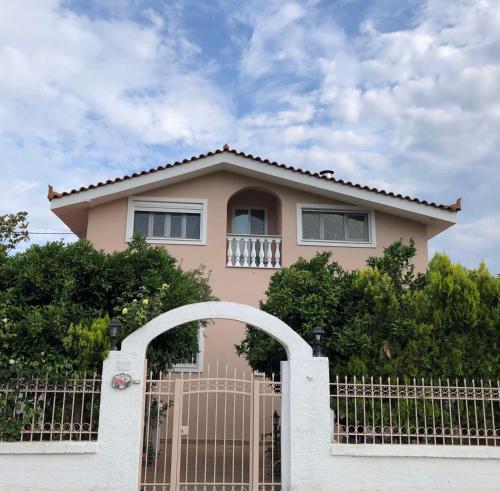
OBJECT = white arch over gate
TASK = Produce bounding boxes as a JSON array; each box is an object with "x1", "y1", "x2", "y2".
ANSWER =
[
  {"x1": 121, "y1": 301, "x2": 312, "y2": 361},
  {"x1": 98, "y1": 301, "x2": 331, "y2": 491}
]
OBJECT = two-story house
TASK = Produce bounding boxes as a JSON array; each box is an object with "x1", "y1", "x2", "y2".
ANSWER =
[{"x1": 48, "y1": 145, "x2": 460, "y2": 372}]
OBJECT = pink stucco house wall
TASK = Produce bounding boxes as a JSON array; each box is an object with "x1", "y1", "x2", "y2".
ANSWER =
[{"x1": 48, "y1": 145, "x2": 460, "y2": 372}]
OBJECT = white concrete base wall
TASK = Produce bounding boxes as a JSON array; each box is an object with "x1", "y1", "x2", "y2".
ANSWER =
[
  {"x1": 0, "y1": 451, "x2": 109, "y2": 491},
  {"x1": 325, "y1": 445, "x2": 500, "y2": 491},
  {"x1": 1, "y1": 443, "x2": 499, "y2": 491}
]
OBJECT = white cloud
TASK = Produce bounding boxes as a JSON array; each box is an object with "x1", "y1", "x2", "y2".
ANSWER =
[
  {"x1": 0, "y1": 0, "x2": 232, "y2": 145},
  {"x1": 450, "y1": 214, "x2": 500, "y2": 248},
  {"x1": 238, "y1": 0, "x2": 349, "y2": 80},
  {"x1": 430, "y1": 213, "x2": 500, "y2": 269},
  {"x1": 231, "y1": 0, "x2": 500, "y2": 176}
]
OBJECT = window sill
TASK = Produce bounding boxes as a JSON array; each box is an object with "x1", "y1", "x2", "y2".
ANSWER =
[
  {"x1": 127, "y1": 237, "x2": 206, "y2": 246},
  {"x1": 298, "y1": 240, "x2": 376, "y2": 248}
]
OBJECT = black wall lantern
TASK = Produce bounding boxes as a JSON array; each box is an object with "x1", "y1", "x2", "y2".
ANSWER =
[
  {"x1": 109, "y1": 319, "x2": 121, "y2": 351},
  {"x1": 312, "y1": 326, "x2": 325, "y2": 357}
]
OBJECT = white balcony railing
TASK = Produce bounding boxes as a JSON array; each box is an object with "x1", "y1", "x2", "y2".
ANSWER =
[{"x1": 226, "y1": 235, "x2": 282, "y2": 268}]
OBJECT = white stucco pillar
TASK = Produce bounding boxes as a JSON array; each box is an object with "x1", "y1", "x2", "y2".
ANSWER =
[
  {"x1": 97, "y1": 351, "x2": 146, "y2": 490},
  {"x1": 281, "y1": 356, "x2": 331, "y2": 491}
]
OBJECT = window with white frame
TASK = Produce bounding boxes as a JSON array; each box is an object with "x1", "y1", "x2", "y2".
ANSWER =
[
  {"x1": 173, "y1": 324, "x2": 204, "y2": 372},
  {"x1": 126, "y1": 197, "x2": 207, "y2": 244},
  {"x1": 297, "y1": 204, "x2": 375, "y2": 246}
]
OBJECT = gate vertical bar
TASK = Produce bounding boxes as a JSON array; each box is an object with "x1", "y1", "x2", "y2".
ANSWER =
[
  {"x1": 251, "y1": 377, "x2": 260, "y2": 491},
  {"x1": 170, "y1": 378, "x2": 183, "y2": 491}
]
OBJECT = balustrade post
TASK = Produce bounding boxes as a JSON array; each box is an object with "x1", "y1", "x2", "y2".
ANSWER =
[
  {"x1": 242, "y1": 238, "x2": 249, "y2": 267},
  {"x1": 274, "y1": 239, "x2": 281, "y2": 268},
  {"x1": 226, "y1": 237, "x2": 233, "y2": 267},
  {"x1": 258, "y1": 240, "x2": 265, "y2": 268},
  {"x1": 234, "y1": 239, "x2": 241, "y2": 267},
  {"x1": 250, "y1": 238, "x2": 257, "y2": 267},
  {"x1": 266, "y1": 239, "x2": 273, "y2": 268}
]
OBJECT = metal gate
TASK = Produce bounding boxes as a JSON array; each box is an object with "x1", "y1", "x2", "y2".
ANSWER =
[{"x1": 140, "y1": 366, "x2": 281, "y2": 491}]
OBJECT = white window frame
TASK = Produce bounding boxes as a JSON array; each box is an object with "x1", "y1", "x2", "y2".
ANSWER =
[
  {"x1": 231, "y1": 206, "x2": 268, "y2": 235},
  {"x1": 296, "y1": 203, "x2": 376, "y2": 248},
  {"x1": 173, "y1": 324, "x2": 205, "y2": 373},
  {"x1": 126, "y1": 196, "x2": 208, "y2": 245}
]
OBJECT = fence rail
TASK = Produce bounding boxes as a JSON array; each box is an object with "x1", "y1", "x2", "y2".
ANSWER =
[
  {"x1": 0, "y1": 374, "x2": 101, "y2": 442},
  {"x1": 331, "y1": 376, "x2": 500, "y2": 445}
]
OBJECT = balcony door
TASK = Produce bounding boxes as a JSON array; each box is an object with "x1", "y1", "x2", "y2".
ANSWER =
[{"x1": 232, "y1": 208, "x2": 266, "y2": 235}]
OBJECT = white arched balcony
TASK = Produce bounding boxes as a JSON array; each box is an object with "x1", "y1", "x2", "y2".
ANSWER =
[{"x1": 226, "y1": 188, "x2": 282, "y2": 268}]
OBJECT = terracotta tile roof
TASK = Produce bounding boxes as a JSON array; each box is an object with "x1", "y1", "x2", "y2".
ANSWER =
[{"x1": 48, "y1": 144, "x2": 462, "y2": 212}]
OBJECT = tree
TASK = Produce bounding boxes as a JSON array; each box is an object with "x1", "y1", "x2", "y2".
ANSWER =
[
  {"x1": 0, "y1": 211, "x2": 29, "y2": 255},
  {"x1": 0, "y1": 235, "x2": 214, "y2": 381},
  {"x1": 236, "y1": 240, "x2": 500, "y2": 380}
]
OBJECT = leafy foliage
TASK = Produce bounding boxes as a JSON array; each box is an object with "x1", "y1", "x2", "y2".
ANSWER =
[
  {"x1": 236, "y1": 240, "x2": 500, "y2": 380},
  {"x1": 0, "y1": 211, "x2": 29, "y2": 255},
  {"x1": 0, "y1": 235, "x2": 214, "y2": 380}
]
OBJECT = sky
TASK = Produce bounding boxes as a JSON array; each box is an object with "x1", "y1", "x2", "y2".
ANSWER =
[{"x1": 0, "y1": 0, "x2": 499, "y2": 272}]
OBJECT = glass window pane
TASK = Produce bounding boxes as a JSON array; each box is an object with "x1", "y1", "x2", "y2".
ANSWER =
[
  {"x1": 152, "y1": 212, "x2": 165, "y2": 237},
  {"x1": 347, "y1": 214, "x2": 368, "y2": 241},
  {"x1": 302, "y1": 211, "x2": 321, "y2": 239},
  {"x1": 233, "y1": 209, "x2": 249, "y2": 234},
  {"x1": 250, "y1": 209, "x2": 265, "y2": 235},
  {"x1": 185, "y1": 213, "x2": 201, "y2": 239},
  {"x1": 133, "y1": 211, "x2": 149, "y2": 236},
  {"x1": 169, "y1": 213, "x2": 183, "y2": 238},
  {"x1": 324, "y1": 213, "x2": 344, "y2": 241}
]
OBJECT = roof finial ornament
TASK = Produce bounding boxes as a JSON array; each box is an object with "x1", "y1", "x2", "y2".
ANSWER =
[
  {"x1": 47, "y1": 184, "x2": 59, "y2": 201},
  {"x1": 223, "y1": 143, "x2": 230, "y2": 151},
  {"x1": 450, "y1": 197, "x2": 462, "y2": 211}
]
